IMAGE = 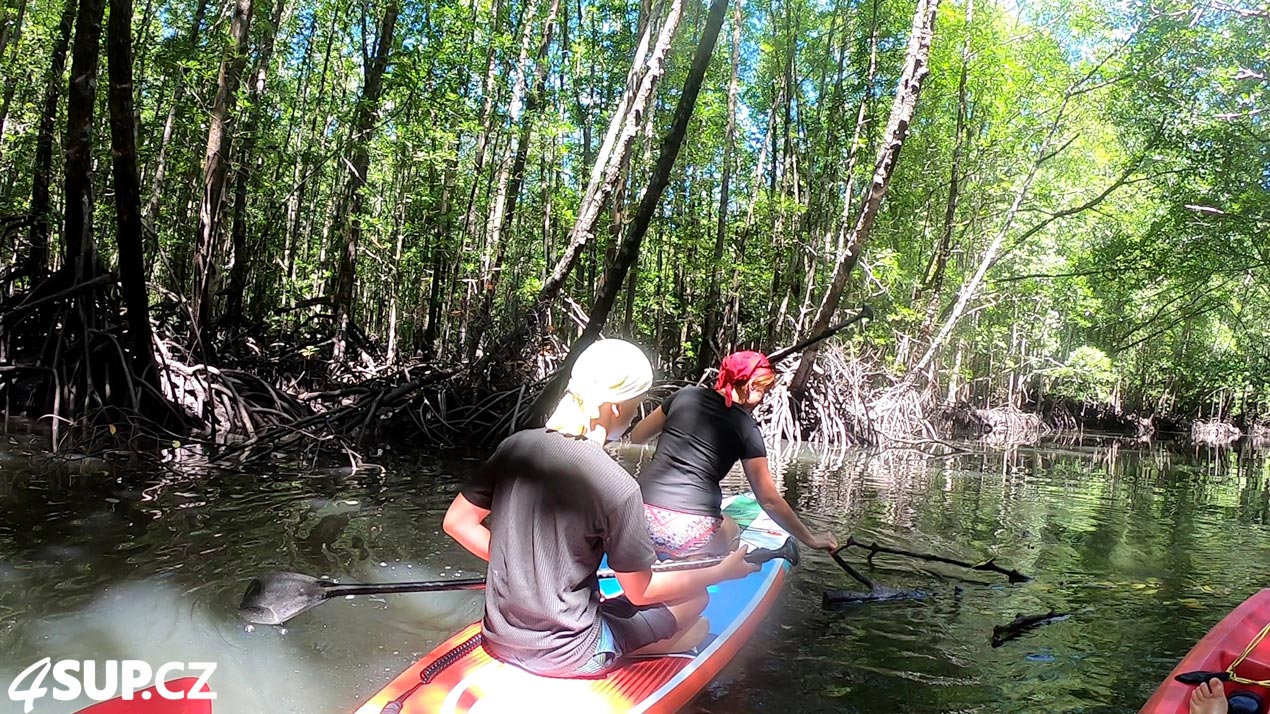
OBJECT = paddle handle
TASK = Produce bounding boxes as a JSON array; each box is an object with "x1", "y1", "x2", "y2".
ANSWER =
[
  {"x1": 766, "y1": 305, "x2": 873, "y2": 364},
  {"x1": 598, "y1": 537, "x2": 801, "y2": 577},
  {"x1": 320, "y1": 539, "x2": 799, "y2": 599}
]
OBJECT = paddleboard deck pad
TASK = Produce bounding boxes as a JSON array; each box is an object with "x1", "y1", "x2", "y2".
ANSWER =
[{"x1": 352, "y1": 493, "x2": 791, "y2": 714}]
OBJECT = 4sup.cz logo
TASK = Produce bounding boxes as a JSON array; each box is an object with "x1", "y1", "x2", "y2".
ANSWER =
[{"x1": 6, "y1": 658, "x2": 216, "y2": 713}]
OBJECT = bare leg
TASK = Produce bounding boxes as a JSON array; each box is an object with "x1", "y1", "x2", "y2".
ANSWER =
[
  {"x1": 1190, "y1": 678, "x2": 1228, "y2": 714},
  {"x1": 627, "y1": 590, "x2": 709, "y2": 656}
]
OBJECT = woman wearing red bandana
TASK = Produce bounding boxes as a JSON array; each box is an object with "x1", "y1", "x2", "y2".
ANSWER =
[{"x1": 628, "y1": 351, "x2": 839, "y2": 558}]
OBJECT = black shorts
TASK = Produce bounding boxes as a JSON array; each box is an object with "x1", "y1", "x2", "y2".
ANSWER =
[{"x1": 599, "y1": 595, "x2": 679, "y2": 655}]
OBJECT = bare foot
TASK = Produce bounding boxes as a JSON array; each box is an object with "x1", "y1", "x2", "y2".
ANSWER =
[{"x1": 1190, "y1": 678, "x2": 1228, "y2": 714}]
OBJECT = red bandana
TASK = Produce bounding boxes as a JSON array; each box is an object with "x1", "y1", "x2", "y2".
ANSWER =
[{"x1": 714, "y1": 351, "x2": 775, "y2": 407}]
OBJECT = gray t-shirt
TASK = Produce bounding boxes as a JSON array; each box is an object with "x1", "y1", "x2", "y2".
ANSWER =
[{"x1": 461, "y1": 428, "x2": 657, "y2": 676}]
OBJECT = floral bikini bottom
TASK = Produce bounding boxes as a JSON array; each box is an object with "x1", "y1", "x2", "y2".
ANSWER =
[{"x1": 643, "y1": 503, "x2": 723, "y2": 559}]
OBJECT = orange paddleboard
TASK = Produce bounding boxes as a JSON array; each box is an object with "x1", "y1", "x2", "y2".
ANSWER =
[{"x1": 352, "y1": 493, "x2": 790, "y2": 714}]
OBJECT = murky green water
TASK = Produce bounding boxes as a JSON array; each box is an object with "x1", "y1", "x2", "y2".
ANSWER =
[{"x1": 1, "y1": 437, "x2": 1268, "y2": 713}]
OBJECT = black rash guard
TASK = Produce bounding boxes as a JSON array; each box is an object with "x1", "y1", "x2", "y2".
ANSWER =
[{"x1": 637, "y1": 386, "x2": 767, "y2": 517}]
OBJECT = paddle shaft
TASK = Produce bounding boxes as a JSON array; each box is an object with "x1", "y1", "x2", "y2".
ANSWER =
[
  {"x1": 766, "y1": 304, "x2": 873, "y2": 364},
  {"x1": 316, "y1": 539, "x2": 798, "y2": 600}
]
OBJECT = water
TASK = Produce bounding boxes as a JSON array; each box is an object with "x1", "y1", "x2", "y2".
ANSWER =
[{"x1": 0, "y1": 437, "x2": 1267, "y2": 713}]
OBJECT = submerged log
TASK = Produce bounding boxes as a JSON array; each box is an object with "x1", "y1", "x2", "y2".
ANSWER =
[
  {"x1": 822, "y1": 586, "x2": 928, "y2": 608},
  {"x1": 991, "y1": 610, "x2": 1070, "y2": 647}
]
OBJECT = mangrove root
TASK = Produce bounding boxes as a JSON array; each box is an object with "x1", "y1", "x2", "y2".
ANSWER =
[
  {"x1": 990, "y1": 610, "x2": 1070, "y2": 647},
  {"x1": 843, "y1": 536, "x2": 1031, "y2": 583}
]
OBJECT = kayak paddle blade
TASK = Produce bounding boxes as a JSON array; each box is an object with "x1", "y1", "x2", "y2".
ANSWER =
[
  {"x1": 238, "y1": 571, "x2": 330, "y2": 625},
  {"x1": 1174, "y1": 670, "x2": 1232, "y2": 685}
]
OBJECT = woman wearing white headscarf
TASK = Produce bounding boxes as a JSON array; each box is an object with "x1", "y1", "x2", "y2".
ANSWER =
[
  {"x1": 543, "y1": 338, "x2": 654, "y2": 441},
  {"x1": 444, "y1": 339, "x2": 757, "y2": 678}
]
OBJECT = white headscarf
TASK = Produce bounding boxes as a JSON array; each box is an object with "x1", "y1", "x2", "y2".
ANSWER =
[{"x1": 545, "y1": 339, "x2": 653, "y2": 438}]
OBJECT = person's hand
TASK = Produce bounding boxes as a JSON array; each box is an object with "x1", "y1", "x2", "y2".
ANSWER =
[
  {"x1": 717, "y1": 547, "x2": 762, "y2": 581},
  {"x1": 808, "y1": 532, "x2": 839, "y2": 552}
]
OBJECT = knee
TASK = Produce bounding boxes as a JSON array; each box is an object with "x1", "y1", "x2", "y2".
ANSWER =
[
  {"x1": 667, "y1": 589, "x2": 708, "y2": 627},
  {"x1": 682, "y1": 590, "x2": 708, "y2": 620}
]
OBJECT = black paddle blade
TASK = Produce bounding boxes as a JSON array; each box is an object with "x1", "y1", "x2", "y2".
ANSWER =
[
  {"x1": 746, "y1": 538, "x2": 801, "y2": 567},
  {"x1": 238, "y1": 571, "x2": 330, "y2": 625},
  {"x1": 1174, "y1": 671, "x2": 1231, "y2": 685}
]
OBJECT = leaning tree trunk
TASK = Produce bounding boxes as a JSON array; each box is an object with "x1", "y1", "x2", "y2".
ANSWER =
[
  {"x1": 910, "y1": 90, "x2": 1143, "y2": 377},
  {"x1": 330, "y1": 0, "x2": 399, "y2": 362},
  {"x1": 27, "y1": 0, "x2": 77, "y2": 276},
  {"x1": 489, "y1": 0, "x2": 684, "y2": 370},
  {"x1": 788, "y1": 0, "x2": 941, "y2": 395},
  {"x1": 106, "y1": 0, "x2": 165, "y2": 400},
  {"x1": 190, "y1": 0, "x2": 254, "y2": 339},
  {"x1": 523, "y1": 0, "x2": 731, "y2": 426},
  {"x1": 63, "y1": 0, "x2": 108, "y2": 281},
  {"x1": 696, "y1": 0, "x2": 741, "y2": 372}
]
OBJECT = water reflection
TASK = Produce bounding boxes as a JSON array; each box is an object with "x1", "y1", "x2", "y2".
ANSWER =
[{"x1": 0, "y1": 436, "x2": 1266, "y2": 713}]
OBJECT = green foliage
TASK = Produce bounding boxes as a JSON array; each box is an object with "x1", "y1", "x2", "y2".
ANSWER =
[
  {"x1": 0, "y1": 0, "x2": 1265, "y2": 420},
  {"x1": 1050, "y1": 346, "x2": 1119, "y2": 404}
]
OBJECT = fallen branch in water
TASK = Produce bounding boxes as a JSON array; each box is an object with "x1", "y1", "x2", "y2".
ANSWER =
[
  {"x1": 830, "y1": 547, "x2": 876, "y2": 590},
  {"x1": 843, "y1": 536, "x2": 1031, "y2": 583},
  {"x1": 991, "y1": 610, "x2": 1070, "y2": 647},
  {"x1": 823, "y1": 546, "x2": 928, "y2": 608}
]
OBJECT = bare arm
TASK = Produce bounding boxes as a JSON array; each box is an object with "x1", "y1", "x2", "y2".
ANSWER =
[
  {"x1": 627, "y1": 405, "x2": 667, "y2": 445},
  {"x1": 613, "y1": 548, "x2": 758, "y2": 606},
  {"x1": 742, "y1": 457, "x2": 838, "y2": 551},
  {"x1": 443, "y1": 493, "x2": 492, "y2": 562}
]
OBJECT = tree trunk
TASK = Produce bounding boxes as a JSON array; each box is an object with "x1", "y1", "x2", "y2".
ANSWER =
[
  {"x1": 191, "y1": 0, "x2": 254, "y2": 338},
  {"x1": 524, "y1": 0, "x2": 730, "y2": 423},
  {"x1": 27, "y1": 0, "x2": 77, "y2": 275},
  {"x1": 330, "y1": 0, "x2": 399, "y2": 362},
  {"x1": 142, "y1": 0, "x2": 208, "y2": 227},
  {"x1": 492, "y1": 0, "x2": 684, "y2": 366},
  {"x1": 106, "y1": 0, "x2": 164, "y2": 397},
  {"x1": 224, "y1": 0, "x2": 288, "y2": 325},
  {"x1": 0, "y1": 0, "x2": 28, "y2": 160},
  {"x1": 421, "y1": 137, "x2": 460, "y2": 357},
  {"x1": 911, "y1": 106, "x2": 1142, "y2": 377},
  {"x1": 696, "y1": 0, "x2": 741, "y2": 372},
  {"x1": 62, "y1": 0, "x2": 108, "y2": 281},
  {"x1": 788, "y1": 0, "x2": 941, "y2": 394},
  {"x1": 915, "y1": 0, "x2": 972, "y2": 347},
  {"x1": 468, "y1": 0, "x2": 559, "y2": 360}
]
